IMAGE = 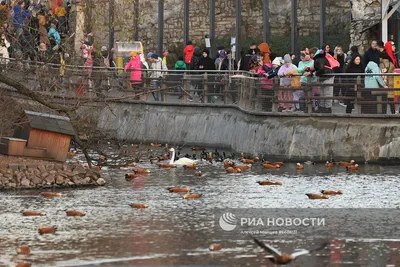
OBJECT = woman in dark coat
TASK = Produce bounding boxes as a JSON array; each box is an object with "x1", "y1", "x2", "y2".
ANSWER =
[
  {"x1": 345, "y1": 54, "x2": 364, "y2": 114},
  {"x1": 198, "y1": 49, "x2": 216, "y2": 102}
]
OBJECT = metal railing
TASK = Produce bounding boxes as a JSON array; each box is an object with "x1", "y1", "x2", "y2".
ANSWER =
[{"x1": 1, "y1": 57, "x2": 400, "y2": 116}]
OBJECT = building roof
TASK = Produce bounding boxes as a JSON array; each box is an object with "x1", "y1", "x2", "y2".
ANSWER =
[{"x1": 24, "y1": 110, "x2": 75, "y2": 136}]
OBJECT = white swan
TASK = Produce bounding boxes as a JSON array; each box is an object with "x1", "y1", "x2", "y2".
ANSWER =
[{"x1": 169, "y1": 148, "x2": 196, "y2": 165}]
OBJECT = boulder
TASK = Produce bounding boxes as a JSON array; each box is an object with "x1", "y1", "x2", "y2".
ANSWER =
[
  {"x1": 20, "y1": 178, "x2": 31, "y2": 187},
  {"x1": 96, "y1": 178, "x2": 106, "y2": 186},
  {"x1": 56, "y1": 175, "x2": 65, "y2": 185},
  {"x1": 31, "y1": 175, "x2": 42, "y2": 185},
  {"x1": 45, "y1": 174, "x2": 56, "y2": 184},
  {"x1": 46, "y1": 164, "x2": 55, "y2": 171},
  {"x1": 83, "y1": 177, "x2": 92, "y2": 184},
  {"x1": 38, "y1": 165, "x2": 46, "y2": 172}
]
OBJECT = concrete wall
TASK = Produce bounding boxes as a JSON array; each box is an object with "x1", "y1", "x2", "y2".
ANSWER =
[{"x1": 97, "y1": 102, "x2": 400, "y2": 162}]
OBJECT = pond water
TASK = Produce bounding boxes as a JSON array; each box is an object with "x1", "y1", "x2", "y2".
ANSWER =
[{"x1": 1, "y1": 148, "x2": 400, "y2": 267}]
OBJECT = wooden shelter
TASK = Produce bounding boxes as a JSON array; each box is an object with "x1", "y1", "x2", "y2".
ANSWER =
[{"x1": 0, "y1": 111, "x2": 75, "y2": 162}]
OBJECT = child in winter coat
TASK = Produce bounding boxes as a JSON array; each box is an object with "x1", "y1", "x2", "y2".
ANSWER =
[
  {"x1": 174, "y1": 56, "x2": 188, "y2": 100},
  {"x1": 124, "y1": 51, "x2": 142, "y2": 89}
]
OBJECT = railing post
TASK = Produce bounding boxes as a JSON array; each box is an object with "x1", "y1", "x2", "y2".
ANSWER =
[
  {"x1": 355, "y1": 83, "x2": 361, "y2": 114},
  {"x1": 272, "y1": 78, "x2": 279, "y2": 112},
  {"x1": 162, "y1": 77, "x2": 167, "y2": 102},
  {"x1": 183, "y1": 73, "x2": 188, "y2": 103},
  {"x1": 238, "y1": 77, "x2": 243, "y2": 108},
  {"x1": 224, "y1": 76, "x2": 229, "y2": 104},
  {"x1": 203, "y1": 73, "x2": 208, "y2": 103},
  {"x1": 143, "y1": 77, "x2": 149, "y2": 101},
  {"x1": 307, "y1": 85, "x2": 313, "y2": 114}
]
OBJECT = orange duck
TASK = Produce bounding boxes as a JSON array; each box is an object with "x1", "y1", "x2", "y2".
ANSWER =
[
  {"x1": 120, "y1": 162, "x2": 136, "y2": 168},
  {"x1": 14, "y1": 263, "x2": 31, "y2": 267},
  {"x1": 325, "y1": 161, "x2": 335, "y2": 168},
  {"x1": 321, "y1": 190, "x2": 343, "y2": 195},
  {"x1": 223, "y1": 160, "x2": 235, "y2": 168},
  {"x1": 130, "y1": 203, "x2": 148, "y2": 209},
  {"x1": 168, "y1": 187, "x2": 190, "y2": 193},
  {"x1": 67, "y1": 151, "x2": 76, "y2": 159},
  {"x1": 39, "y1": 226, "x2": 57, "y2": 234},
  {"x1": 346, "y1": 164, "x2": 359, "y2": 171},
  {"x1": 158, "y1": 163, "x2": 177, "y2": 168},
  {"x1": 183, "y1": 192, "x2": 202, "y2": 199},
  {"x1": 226, "y1": 167, "x2": 242, "y2": 173},
  {"x1": 234, "y1": 164, "x2": 251, "y2": 170},
  {"x1": 183, "y1": 163, "x2": 197, "y2": 170},
  {"x1": 257, "y1": 180, "x2": 282, "y2": 186},
  {"x1": 296, "y1": 163, "x2": 304, "y2": 170},
  {"x1": 133, "y1": 168, "x2": 150, "y2": 174},
  {"x1": 338, "y1": 160, "x2": 355, "y2": 167},
  {"x1": 306, "y1": 194, "x2": 328, "y2": 199},
  {"x1": 242, "y1": 158, "x2": 254, "y2": 164},
  {"x1": 194, "y1": 171, "x2": 203, "y2": 177},
  {"x1": 23, "y1": 211, "x2": 46, "y2": 216},
  {"x1": 40, "y1": 192, "x2": 62, "y2": 198},
  {"x1": 125, "y1": 173, "x2": 139, "y2": 180},
  {"x1": 65, "y1": 210, "x2": 86, "y2": 216},
  {"x1": 209, "y1": 244, "x2": 222, "y2": 251},
  {"x1": 192, "y1": 147, "x2": 206, "y2": 151},
  {"x1": 16, "y1": 245, "x2": 30, "y2": 255},
  {"x1": 270, "y1": 162, "x2": 284, "y2": 167},
  {"x1": 150, "y1": 143, "x2": 162, "y2": 147},
  {"x1": 264, "y1": 163, "x2": 280, "y2": 169}
]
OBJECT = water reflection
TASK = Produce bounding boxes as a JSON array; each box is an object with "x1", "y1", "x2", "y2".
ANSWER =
[{"x1": 1, "y1": 159, "x2": 400, "y2": 266}]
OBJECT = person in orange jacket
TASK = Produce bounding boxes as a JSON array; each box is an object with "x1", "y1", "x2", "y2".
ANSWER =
[{"x1": 258, "y1": 42, "x2": 271, "y2": 64}]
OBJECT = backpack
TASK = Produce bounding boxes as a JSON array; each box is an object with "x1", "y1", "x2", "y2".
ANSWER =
[{"x1": 324, "y1": 53, "x2": 340, "y2": 70}]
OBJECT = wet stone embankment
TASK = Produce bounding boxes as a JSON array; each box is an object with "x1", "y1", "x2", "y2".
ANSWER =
[{"x1": 0, "y1": 162, "x2": 105, "y2": 189}]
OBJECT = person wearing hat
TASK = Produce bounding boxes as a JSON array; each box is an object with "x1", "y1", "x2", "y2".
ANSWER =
[
  {"x1": 198, "y1": 49, "x2": 215, "y2": 102},
  {"x1": 215, "y1": 49, "x2": 228, "y2": 71},
  {"x1": 377, "y1": 41, "x2": 385, "y2": 53},
  {"x1": 149, "y1": 52, "x2": 168, "y2": 101},
  {"x1": 162, "y1": 51, "x2": 168, "y2": 65},
  {"x1": 124, "y1": 51, "x2": 142, "y2": 96},
  {"x1": 277, "y1": 54, "x2": 298, "y2": 112},
  {"x1": 238, "y1": 43, "x2": 260, "y2": 71},
  {"x1": 183, "y1": 40, "x2": 194, "y2": 65},
  {"x1": 48, "y1": 22, "x2": 61, "y2": 51}
]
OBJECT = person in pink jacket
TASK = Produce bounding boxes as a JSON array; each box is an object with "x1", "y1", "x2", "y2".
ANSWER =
[{"x1": 124, "y1": 51, "x2": 142, "y2": 89}]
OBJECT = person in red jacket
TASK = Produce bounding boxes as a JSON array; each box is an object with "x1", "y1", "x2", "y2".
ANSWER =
[
  {"x1": 184, "y1": 40, "x2": 194, "y2": 65},
  {"x1": 384, "y1": 41, "x2": 399, "y2": 112}
]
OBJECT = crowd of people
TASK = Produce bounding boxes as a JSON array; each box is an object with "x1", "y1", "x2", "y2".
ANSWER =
[
  {"x1": 0, "y1": 1, "x2": 397, "y2": 114},
  {"x1": 230, "y1": 40, "x2": 399, "y2": 114},
  {"x1": 0, "y1": 0, "x2": 71, "y2": 64},
  {"x1": 121, "y1": 39, "x2": 400, "y2": 114}
]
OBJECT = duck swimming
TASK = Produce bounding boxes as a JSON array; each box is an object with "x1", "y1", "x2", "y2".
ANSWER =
[{"x1": 306, "y1": 193, "x2": 329, "y2": 199}]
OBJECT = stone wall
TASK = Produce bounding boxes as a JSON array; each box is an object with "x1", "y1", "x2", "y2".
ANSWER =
[
  {"x1": 86, "y1": 0, "x2": 351, "y2": 55},
  {"x1": 97, "y1": 102, "x2": 400, "y2": 162},
  {"x1": 0, "y1": 162, "x2": 106, "y2": 190},
  {"x1": 349, "y1": 0, "x2": 381, "y2": 54}
]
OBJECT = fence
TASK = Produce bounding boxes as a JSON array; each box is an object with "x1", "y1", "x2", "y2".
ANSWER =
[{"x1": 1, "y1": 57, "x2": 400, "y2": 116}]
